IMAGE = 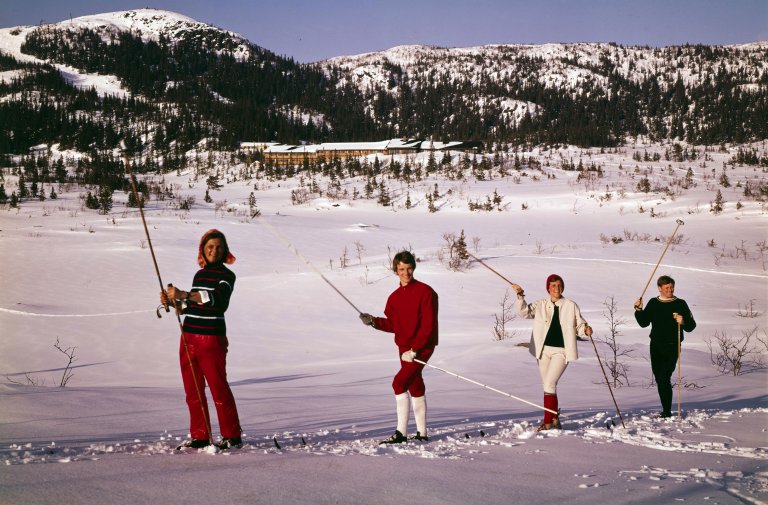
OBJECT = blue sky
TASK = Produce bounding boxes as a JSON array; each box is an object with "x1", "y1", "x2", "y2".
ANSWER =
[{"x1": 2, "y1": 0, "x2": 766, "y2": 63}]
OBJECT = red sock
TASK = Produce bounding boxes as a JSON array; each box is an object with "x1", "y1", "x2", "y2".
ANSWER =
[{"x1": 543, "y1": 394, "x2": 557, "y2": 424}]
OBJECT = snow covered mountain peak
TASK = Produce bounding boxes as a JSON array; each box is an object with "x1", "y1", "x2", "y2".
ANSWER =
[{"x1": 57, "y1": 9, "x2": 231, "y2": 43}]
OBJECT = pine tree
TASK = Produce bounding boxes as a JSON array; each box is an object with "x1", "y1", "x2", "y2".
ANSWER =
[
  {"x1": 711, "y1": 189, "x2": 724, "y2": 214},
  {"x1": 456, "y1": 229, "x2": 469, "y2": 261},
  {"x1": 377, "y1": 179, "x2": 390, "y2": 206},
  {"x1": 0, "y1": 184, "x2": 6, "y2": 204},
  {"x1": 18, "y1": 173, "x2": 28, "y2": 199},
  {"x1": 428, "y1": 194, "x2": 437, "y2": 213},
  {"x1": 248, "y1": 192, "x2": 261, "y2": 217},
  {"x1": 9, "y1": 191, "x2": 18, "y2": 208},
  {"x1": 98, "y1": 185, "x2": 113, "y2": 214},
  {"x1": 85, "y1": 191, "x2": 100, "y2": 210}
]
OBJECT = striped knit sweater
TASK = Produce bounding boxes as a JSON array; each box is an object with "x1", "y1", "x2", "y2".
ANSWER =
[{"x1": 182, "y1": 264, "x2": 235, "y2": 336}]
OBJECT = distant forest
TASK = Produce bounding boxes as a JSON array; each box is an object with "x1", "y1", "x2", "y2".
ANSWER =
[{"x1": 0, "y1": 26, "x2": 767, "y2": 165}]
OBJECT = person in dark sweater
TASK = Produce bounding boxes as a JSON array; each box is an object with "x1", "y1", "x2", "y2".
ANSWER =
[
  {"x1": 634, "y1": 275, "x2": 696, "y2": 418},
  {"x1": 161, "y1": 229, "x2": 242, "y2": 449},
  {"x1": 511, "y1": 274, "x2": 592, "y2": 431},
  {"x1": 359, "y1": 251, "x2": 438, "y2": 444}
]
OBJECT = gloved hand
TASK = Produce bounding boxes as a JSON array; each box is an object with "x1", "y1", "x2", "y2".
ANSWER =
[
  {"x1": 359, "y1": 313, "x2": 374, "y2": 326},
  {"x1": 401, "y1": 349, "x2": 417, "y2": 362}
]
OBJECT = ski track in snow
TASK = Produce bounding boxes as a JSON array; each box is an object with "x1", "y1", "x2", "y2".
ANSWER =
[
  {"x1": 3, "y1": 408, "x2": 765, "y2": 466},
  {"x1": 0, "y1": 307, "x2": 156, "y2": 317},
  {"x1": 492, "y1": 255, "x2": 768, "y2": 279}
]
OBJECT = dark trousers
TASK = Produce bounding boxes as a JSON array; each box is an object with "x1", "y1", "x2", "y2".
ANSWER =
[{"x1": 650, "y1": 343, "x2": 678, "y2": 414}]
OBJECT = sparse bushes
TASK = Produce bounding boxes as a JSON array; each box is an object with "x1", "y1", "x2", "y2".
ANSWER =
[
  {"x1": 596, "y1": 296, "x2": 633, "y2": 387},
  {"x1": 706, "y1": 326, "x2": 765, "y2": 375},
  {"x1": 491, "y1": 289, "x2": 517, "y2": 341},
  {"x1": 5, "y1": 337, "x2": 77, "y2": 387},
  {"x1": 437, "y1": 229, "x2": 470, "y2": 271}
]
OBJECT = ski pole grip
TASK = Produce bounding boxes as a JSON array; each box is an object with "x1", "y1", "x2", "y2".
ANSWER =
[{"x1": 163, "y1": 283, "x2": 173, "y2": 312}]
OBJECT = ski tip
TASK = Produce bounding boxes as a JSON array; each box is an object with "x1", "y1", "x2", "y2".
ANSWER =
[
  {"x1": 300, "y1": 437, "x2": 307, "y2": 446},
  {"x1": 464, "y1": 433, "x2": 470, "y2": 439},
  {"x1": 273, "y1": 437, "x2": 281, "y2": 450},
  {"x1": 480, "y1": 430, "x2": 486, "y2": 437}
]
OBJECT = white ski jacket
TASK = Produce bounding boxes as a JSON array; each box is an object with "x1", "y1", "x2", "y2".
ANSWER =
[{"x1": 516, "y1": 295, "x2": 589, "y2": 362}]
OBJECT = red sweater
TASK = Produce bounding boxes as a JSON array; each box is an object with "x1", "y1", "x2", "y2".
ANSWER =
[{"x1": 373, "y1": 279, "x2": 438, "y2": 352}]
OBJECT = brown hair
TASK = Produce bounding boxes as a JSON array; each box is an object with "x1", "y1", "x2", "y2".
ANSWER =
[
  {"x1": 657, "y1": 275, "x2": 675, "y2": 287},
  {"x1": 392, "y1": 250, "x2": 416, "y2": 273}
]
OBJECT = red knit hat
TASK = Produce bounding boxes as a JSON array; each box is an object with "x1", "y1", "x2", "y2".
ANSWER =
[
  {"x1": 546, "y1": 274, "x2": 564, "y2": 292},
  {"x1": 197, "y1": 229, "x2": 236, "y2": 267}
]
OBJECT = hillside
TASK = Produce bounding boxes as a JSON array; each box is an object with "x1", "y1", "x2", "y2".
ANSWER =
[{"x1": 0, "y1": 8, "x2": 766, "y2": 170}]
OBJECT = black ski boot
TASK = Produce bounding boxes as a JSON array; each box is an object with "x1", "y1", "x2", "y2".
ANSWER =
[
  {"x1": 379, "y1": 430, "x2": 407, "y2": 445},
  {"x1": 176, "y1": 438, "x2": 210, "y2": 450},
  {"x1": 410, "y1": 432, "x2": 429, "y2": 442},
  {"x1": 217, "y1": 436, "x2": 242, "y2": 449}
]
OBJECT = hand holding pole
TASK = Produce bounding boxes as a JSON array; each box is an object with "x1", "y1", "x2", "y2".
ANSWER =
[{"x1": 639, "y1": 219, "x2": 684, "y2": 301}]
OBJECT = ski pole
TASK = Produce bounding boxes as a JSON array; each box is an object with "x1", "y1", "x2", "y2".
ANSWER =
[
  {"x1": 257, "y1": 216, "x2": 363, "y2": 314},
  {"x1": 121, "y1": 142, "x2": 213, "y2": 444},
  {"x1": 638, "y1": 219, "x2": 684, "y2": 301},
  {"x1": 467, "y1": 252, "x2": 516, "y2": 287},
  {"x1": 414, "y1": 359, "x2": 562, "y2": 417},
  {"x1": 585, "y1": 334, "x2": 626, "y2": 428},
  {"x1": 258, "y1": 222, "x2": 555, "y2": 416},
  {"x1": 676, "y1": 318, "x2": 682, "y2": 421}
]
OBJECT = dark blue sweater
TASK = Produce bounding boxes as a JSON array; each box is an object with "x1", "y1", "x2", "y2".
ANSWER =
[{"x1": 182, "y1": 264, "x2": 235, "y2": 337}]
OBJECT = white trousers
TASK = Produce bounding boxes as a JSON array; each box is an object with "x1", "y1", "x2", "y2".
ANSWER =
[{"x1": 538, "y1": 346, "x2": 568, "y2": 394}]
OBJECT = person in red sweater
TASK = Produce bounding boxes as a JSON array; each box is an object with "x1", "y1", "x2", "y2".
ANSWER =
[
  {"x1": 360, "y1": 250, "x2": 439, "y2": 444},
  {"x1": 160, "y1": 229, "x2": 242, "y2": 450}
]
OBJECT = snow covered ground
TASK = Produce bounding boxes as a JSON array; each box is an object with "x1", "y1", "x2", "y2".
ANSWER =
[{"x1": 1, "y1": 141, "x2": 766, "y2": 504}]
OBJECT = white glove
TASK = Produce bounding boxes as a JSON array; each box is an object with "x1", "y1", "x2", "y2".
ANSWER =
[
  {"x1": 401, "y1": 349, "x2": 417, "y2": 362},
  {"x1": 359, "y1": 313, "x2": 374, "y2": 326}
]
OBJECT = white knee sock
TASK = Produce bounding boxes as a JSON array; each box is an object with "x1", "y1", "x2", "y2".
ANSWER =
[
  {"x1": 412, "y1": 394, "x2": 427, "y2": 436},
  {"x1": 395, "y1": 393, "x2": 410, "y2": 435}
]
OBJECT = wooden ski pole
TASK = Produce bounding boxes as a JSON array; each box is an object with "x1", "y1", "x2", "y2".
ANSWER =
[
  {"x1": 467, "y1": 252, "x2": 516, "y2": 287},
  {"x1": 677, "y1": 319, "x2": 682, "y2": 421},
  {"x1": 122, "y1": 142, "x2": 213, "y2": 444},
  {"x1": 639, "y1": 219, "x2": 684, "y2": 301},
  {"x1": 586, "y1": 334, "x2": 626, "y2": 428},
  {"x1": 414, "y1": 359, "x2": 563, "y2": 417},
  {"x1": 258, "y1": 226, "x2": 556, "y2": 416},
  {"x1": 257, "y1": 216, "x2": 363, "y2": 314}
]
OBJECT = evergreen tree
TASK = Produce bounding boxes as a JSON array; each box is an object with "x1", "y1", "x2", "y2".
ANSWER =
[
  {"x1": 85, "y1": 191, "x2": 100, "y2": 210},
  {"x1": 711, "y1": 189, "x2": 724, "y2": 214},
  {"x1": 17, "y1": 173, "x2": 28, "y2": 199},
  {"x1": 98, "y1": 185, "x2": 113, "y2": 214},
  {"x1": 637, "y1": 176, "x2": 651, "y2": 193},
  {"x1": 248, "y1": 192, "x2": 261, "y2": 217},
  {"x1": 0, "y1": 184, "x2": 6, "y2": 204},
  {"x1": 377, "y1": 179, "x2": 390, "y2": 206}
]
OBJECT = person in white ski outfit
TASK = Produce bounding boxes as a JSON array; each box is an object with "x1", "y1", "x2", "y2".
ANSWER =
[{"x1": 511, "y1": 274, "x2": 592, "y2": 431}]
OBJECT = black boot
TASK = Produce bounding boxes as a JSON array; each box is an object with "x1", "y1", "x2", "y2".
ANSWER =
[
  {"x1": 379, "y1": 430, "x2": 407, "y2": 445},
  {"x1": 176, "y1": 438, "x2": 210, "y2": 450},
  {"x1": 217, "y1": 436, "x2": 242, "y2": 449}
]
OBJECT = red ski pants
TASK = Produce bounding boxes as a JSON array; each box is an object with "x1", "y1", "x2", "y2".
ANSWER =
[
  {"x1": 180, "y1": 332, "x2": 241, "y2": 440},
  {"x1": 392, "y1": 347, "x2": 434, "y2": 396}
]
